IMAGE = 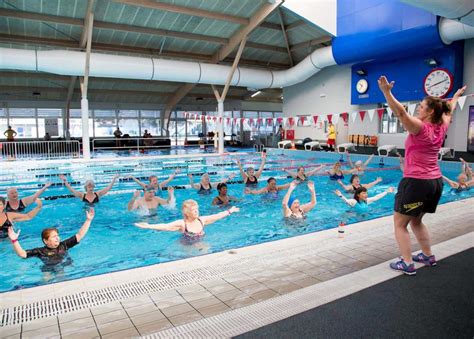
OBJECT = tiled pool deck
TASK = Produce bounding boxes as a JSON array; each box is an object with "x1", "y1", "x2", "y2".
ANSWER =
[{"x1": 0, "y1": 197, "x2": 472, "y2": 338}]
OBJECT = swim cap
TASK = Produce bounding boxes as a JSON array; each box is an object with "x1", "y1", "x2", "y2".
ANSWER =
[
  {"x1": 355, "y1": 160, "x2": 362, "y2": 166},
  {"x1": 287, "y1": 196, "x2": 296, "y2": 209}
]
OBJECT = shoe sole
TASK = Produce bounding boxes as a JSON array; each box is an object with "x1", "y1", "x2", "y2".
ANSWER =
[
  {"x1": 413, "y1": 260, "x2": 437, "y2": 267},
  {"x1": 390, "y1": 266, "x2": 416, "y2": 276}
]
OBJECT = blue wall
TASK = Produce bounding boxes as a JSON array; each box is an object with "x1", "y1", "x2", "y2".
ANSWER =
[{"x1": 332, "y1": 0, "x2": 464, "y2": 104}]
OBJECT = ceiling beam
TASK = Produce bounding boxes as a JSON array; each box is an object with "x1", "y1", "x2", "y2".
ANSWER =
[
  {"x1": 290, "y1": 36, "x2": 332, "y2": 52},
  {"x1": 114, "y1": 0, "x2": 248, "y2": 25},
  {"x1": 286, "y1": 20, "x2": 306, "y2": 31},
  {"x1": 277, "y1": 8, "x2": 293, "y2": 67}
]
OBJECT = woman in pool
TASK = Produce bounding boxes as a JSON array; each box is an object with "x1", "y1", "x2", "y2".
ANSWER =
[
  {"x1": 379, "y1": 75, "x2": 466, "y2": 275},
  {"x1": 346, "y1": 152, "x2": 375, "y2": 175},
  {"x1": 442, "y1": 159, "x2": 474, "y2": 191},
  {"x1": 7, "y1": 209, "x2": 94, "y2": 265},
  {"x1": 134, "y1": 200, "x2": 239, "y2": 241},
  {"x1": 337, "y1": 175, "x2": 383, "y2": 193},
  {"x1": 326, "y1": 162, "x2": 352, "y2": 180},
  {"x1": 235, "y1": 152, "x2": 266, "y2": 186},
  {"x1": 1, "y1": 197, "x2": 42, "y2": 238},
  {"x1": 188, "y1": 172, "x2": 235, "y2": 194},
  {"x1": 212, "y1": 183, "x2": 239, "y2": 206},
  {"x1": 282, "y1": 181, "x2": 316, "y2": 219},
  {"x1": 285, "y1": 165, "x2": 324, "y2": 182},
  {"x1": 245, "y1": 177, "x2": 291, "y2": 196},
  {"x1": 59, "y1": 174, "x2": 119, "y2": 206},
  {"x1": 5, "y1": 183, "x2": 51, "y2": 212},
  {"x1": 334, "y1": 187, "x2": 394, "y2": 212}
]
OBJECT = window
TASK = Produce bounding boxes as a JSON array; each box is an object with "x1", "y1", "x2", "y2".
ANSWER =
[
  {"x1": 38, "y1": 109, "x2": 63, "y2": 138},
  {"x1": 0, "y1": 108, "x2": 7, "y2": 137},
  {"x1": 70, "y1": 109, "x2": 93, "y2": 138},
  {"x1": 186, "y1": 111, "x2": 202, "y2": 139},
  {"x1": 379, "y1": 109, "x2": 404, "y2": 134},
  {"x1": 9, "y1": 109, "x2": 37, "y2": 138},
  {"x1": 243, "y1": 111, "x2": 258, "y2": 138},
  {"x1": 141, "y1": 110, "x2": 161, "y2": 136}
]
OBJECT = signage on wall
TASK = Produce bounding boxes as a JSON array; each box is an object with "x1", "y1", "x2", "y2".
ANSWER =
[
  {"x1": 468, "y1": 106, "x2": 474, "y2": 152},
  {"x1": 45, "y1": 118, "x2": 58, "y2": 136}
]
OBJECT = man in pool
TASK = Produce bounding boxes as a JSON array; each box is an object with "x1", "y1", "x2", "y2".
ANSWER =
[
  {"x1": 129, "y1": 170, "x2": 180, "y2": 195},
  {"x1": 5, "y1": 183, "x2": 52, "y2": 212},
  {"x1": 7, "y1": 209, "x2": 94, "y2": 265},
  {"x1": 128, "y1": 185, "x2": 175, "y2": 212},
  {"x1": 244, "y1": 177, "x2": 291, "y2": 196}
]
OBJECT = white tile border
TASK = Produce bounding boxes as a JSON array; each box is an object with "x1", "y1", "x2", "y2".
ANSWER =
[{"x1": 146, "y1": 232, "x2": 474, "y2": 338}]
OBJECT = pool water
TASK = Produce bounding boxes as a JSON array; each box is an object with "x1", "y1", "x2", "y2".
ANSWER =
[{"x1": 0, "y1": 150, "x2": 472, "y2": 292}]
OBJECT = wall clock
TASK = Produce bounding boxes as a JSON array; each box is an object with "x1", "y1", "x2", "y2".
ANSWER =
[
  {"x1": 423, "y1": 68, "x2": 453, "y2": 98},
  {"x1": 356, "y1": 79, "x2": 369, "y2": 94}
]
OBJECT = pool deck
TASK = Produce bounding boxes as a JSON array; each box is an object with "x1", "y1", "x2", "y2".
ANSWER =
[{"x1": 0, "y1": 197, "x2": 473, "y2": 338}]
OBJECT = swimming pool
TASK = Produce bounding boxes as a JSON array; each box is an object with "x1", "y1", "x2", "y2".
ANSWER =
[{"x1": 1, "y1": 149, "x2": 472, "y2": 292}]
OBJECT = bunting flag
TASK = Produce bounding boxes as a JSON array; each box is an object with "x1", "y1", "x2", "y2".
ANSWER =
[
  {"x1": 288, "y1": 117, "x2": 295, "y2": 126},
  {"x1": 282, "y1": 117, "x2": 288, "y2": 126},
  {"x1": 257, "y1": 118, "x2": 262, "y2": 126},
  {"x1": 249, "y1": 118, "x2": 254, "y2": 126},
  {"x1": 219, "y1": 117, "x2": 222, "y2": 123},
  {"x1": 458, "y1": 95, "x2": 467, "y2": 110},
  {"x1": 313, "y1": 115, "x2": 319, "y2": 124},
  {"x1": 241, "y1": 117, "x2": 245, "y2": 123},
  {"x1": 359, "y1": 110, "x2": 366, "y2": 121},
  {"x1": 326, "y1": 114, "x2": 333, "y2": 124},
  {"x1": 376, "y1": 108, "x2": 385, "y2": 120},
  {"x1": 267, "y1": 118, "x2": 274, "y2": 126},
  {"x1": 299, "y1": 116, "x2": 306, "y2": 124},
  {"x1": 212, "y1": 116, "x2": 217, "y2": 122},
  {"x1": 386, "y1": 107, "x2": 393, "y2": 118},
  {"x1": 277, "y1": 117, "x2": 283, "y2": 124},
  {"x1": 340, "y1": 112, "x2": 348, "y2": 123},
  {"x1": 202, "y1": 115, "x2": 206, "y2": 121},
  {"x1": 332, "y1": 113, "x2": 339, "y2": 125},
  {"x1": 351, "y1": 111, "x2": 358, "y2": 122},
  {"x1": 233, "y1": 117, "x2": 237, "y2": 124},
  {"x1": 408, "y1": 104, "x2": 417, "y2": 116},
  {"x1": 194, "y1": 114, "x2": 198, "y2": 120},
  {"x1": 227, "y1": 117, "x2": 231, "y2": 125},
  {"x1": 367, "y1": 109, "x2": 375, "y2": 121}
]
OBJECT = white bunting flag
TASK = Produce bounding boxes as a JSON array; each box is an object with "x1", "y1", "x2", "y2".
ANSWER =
[
  {"x1": 458, "y1": 95, "x2": 467, "y2": 110},
  {"x1": 408, "y1": 104, "x2": 417, "y2": 115},
  {"x1": 368, "y1": 109, "x2": 375, "y2": 121},
  {"x1": 332, "y1": 113, "x2": 339, "y2": 125},
  {"x1": 351, "y1": 111, "x2": 358, "y2": 122},
  {"x1": 282, "y1": 117, "x2": 288, "y2": 126},
  {"x1": 387, "y1": 107, "x2": 393, "y2": 118}
]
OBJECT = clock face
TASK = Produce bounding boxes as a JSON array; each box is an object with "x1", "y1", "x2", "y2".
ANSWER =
[
  {"x1": 356, "y1": 79, "x2": 369, "y2": 94},
  {"x1": 423, "y1": 68, "x2": 453, "y2": 98}
]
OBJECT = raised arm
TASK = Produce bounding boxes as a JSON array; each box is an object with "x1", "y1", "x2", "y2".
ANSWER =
[
  {"x1": 460, "y1": 158, "x2": 472, "y2": 181},
  {"x1": 276, "y1": 182, "x2": 291, "y2": 191},
  {"x1": 445, "y1": 85, "x2": 467, "y2": 118},
  {"x1": 363, "y1": 177, "x2": 382, "y2": 189},
  {"x1": 59, "y1": 174, "x2": 83, "y2": 198},
  {"x1": 363, "y1": 154, "x2": 375, "y2": 168},
  {"x1": 201, "y1": 206, "x2": 240, "y2": 225},
  {"x1": 378, "y1": 76, "x2": 422, "y2": 135},
  {"x1": 22, "y1": 183, "x2": 52, "y2": 206},
  {"x1": 97, "y1": 174, "x2": 119, "y2": 197},
  {"x1": 337, "y1": 179, "x2": 353, "y2": 192},
  {"x1": 127, "y1": 190, "x2": 141, "y2": 211},
  {"x1": 301, "y1": 181, "x2": 316, "y2": 213},
  {"x1": 10, "y1": 199, "x2": 42, "y2": 222},
  {"x1": 134, "y1": 219, "x2": 183, "y2": 231},
  {"x1": 187, "y1": 174, "x2": 200, "y2": 189},
  {"x1": 334, "y1": 189, "x2": 356, "y2": 207},
  {"x1": 306, "y1": 165, "x2": 324, "y2": 177},
  {"x1": 346, "y1": 152, "x2": 355, "y2": 169},
  {"x1": 285, "y1": 169, "x2": 297, "y2": 179},
  {"x1": 442, "y1": 175, "x2": 458, "y2": 188},
  {"x1": 235, "y1": 159, "x2": 248, "y2": 180},
  {"x1": 282, "y1": 181, "x2": 297, "y2": 216},
  {"x1": 160, "y1": 170, "x2": 180, "y2": 189},
  {"x1": 255, "y1": 153, "x2": 267, "y2": 178},
  {"x1": 244, "y1": 187, "x2": 268, "y2": 195},
  {"x1": 367, "y1": 187, "x2": 394, "y2": 204},
  {"x1": 212, "y1": 173, "x2": 236, "y2": 187},
  {"x1": 8, "y1": 227, "x2": 27, "y2": 258},
  {"x1": 130, "y1": 176, "x2": 147, "y2": 189},
  {"x1": 75, "y1": 208, "x2": 95, "y2": 242}
]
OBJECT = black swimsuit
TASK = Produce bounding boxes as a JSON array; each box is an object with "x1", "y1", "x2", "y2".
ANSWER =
[
  {"x1": 1, "y1": 213, "x2": 13, "y2": 238},
  {"x1": 82, "y1": 193, "x2": 99, "y2": 205},
  {"x1": 182, "y1": 218, "x2": 205, "y2": 244},
  {"x1": 5, "y1": 200, "x2": 26, "y2": 212},
  {"x1": 198, "y1": 184, "x2": 212, "y2": 195},
  {"x1": 246, "y1": 176, "x2": 258, "y2": 186}
]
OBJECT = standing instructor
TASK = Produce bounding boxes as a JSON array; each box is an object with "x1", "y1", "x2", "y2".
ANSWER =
[{"x1": 378, "y1": 75, "x2": 466, "y2": 275}]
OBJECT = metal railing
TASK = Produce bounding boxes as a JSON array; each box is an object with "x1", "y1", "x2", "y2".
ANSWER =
[
  {"x1": 0, "y1": 140, "x2": 81, "y2": 160},
  {"x1": 92, "y1": 137, "x2": 172, "y2": 152}
]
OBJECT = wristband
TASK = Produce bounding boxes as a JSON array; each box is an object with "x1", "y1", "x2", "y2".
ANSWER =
[
  {"x1": 338, "y1": 195, "x2": 343, "y2": 198},
  {"x1": 11, "y1": 239, "x2": 18, "y2": 244},
  {"x1": 227, "y1": 210, "x2": 232, "y2": 216}
]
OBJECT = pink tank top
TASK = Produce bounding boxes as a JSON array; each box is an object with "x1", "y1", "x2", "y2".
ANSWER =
[{"x1": 404, "y1": 122, "x2": 448, "y2": 179}]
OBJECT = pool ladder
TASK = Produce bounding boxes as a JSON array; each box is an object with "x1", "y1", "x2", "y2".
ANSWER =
[{"x1": 254, "y1": 144, "x2": 265, "y2": 152}]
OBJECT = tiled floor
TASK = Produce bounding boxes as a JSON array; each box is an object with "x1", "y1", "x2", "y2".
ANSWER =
[{"x1": 1, "y1": 198, "x2": 472, "y2": 338}]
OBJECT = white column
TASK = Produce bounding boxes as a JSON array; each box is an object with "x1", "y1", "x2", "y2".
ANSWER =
[
  {"x1": 217, "y1": 100, "x2": 224, "y2": 154},
  {"x1": 81, "y1": 98, "x2": 91, "y2": 159}
]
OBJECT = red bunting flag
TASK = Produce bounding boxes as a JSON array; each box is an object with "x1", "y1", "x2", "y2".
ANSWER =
[
  {"x1": 299, "y1": 116, "x2": 306, "y2": 124},
  {"x1": 340, "y1": 112, "x2": 348, "y2": 123},
  {"x1": 313, "y1": 116, "x2": 319, "y2": 124},
  {"x1": 233, "y1": 118, "x2": 238, "y2": 124},
  {"x1": 249, "y1": 118, "x2": 254, "y2": 125},
  {"x1": 241, "y1": 118, "x2": 245, "y2": 123},
  {"x1": 288, "y1": 117, "x2": 294, "y2": 126},
  {"x1": 267, "y1": 118, "x2": 273, "y2": 126},
  {"x1": 277, "y1": 117, "x2": 283, "y2": 124},
  {"x1": 227, "y1": 117, "x2": 231, "y2": 125},
  {"x1": 326, "y1": 114, "x2": 333, "y2": 123},
  {"x1": 359, "y1": 111, "x2": 366, "y2": 121},
  {"x1": 376, "y1": 108, "x2": 385, "y2": 120},
  {"x1": 219, "y1": 117, "x2": 222, "y2": 123},
  {"x1": 213, "y1": 116, "x2": 217, "y2": 121},
  {"x1": 257, "y1": 118, "x2": 262, "y2": 125}
]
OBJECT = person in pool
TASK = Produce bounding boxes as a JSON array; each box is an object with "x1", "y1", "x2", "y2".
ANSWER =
[
  {"x1": 334, "y1": 187, "x2": 394, "y2": 212},
  {"x1": 285, "y1": 165, "x2": 324, "y2": 182},
  {"x1": 59, "y1": 174, "x2": 119, "y2": 206},
  {"x1": 326, "y1": 162, "x2": 352, "y2": 180},
  {"x1": 212, "y1": 183, "x2": 239, "y2": 206},
  {"x1": 188, "y1": 172, "x2": 235, "y2": 194},
  {"x1": 7, "y1": 209, "x2": 94, "y2": 265},
  {"x1": 244, "y1": 177, "x2": 291, "y2": 195},
  {"x1": 442, "y1": 160, "x2": 474, "y2": 191},
  {"x1": 346, "y1": 152, "x2": 375, "y2": 175},
  {"x1": 5, "y1": 183, "x2": 52, "y2": 212},
  {"x1": 337, "y1": 174, "x2": 383, "y2": 193},
  {"x1": 1, "y1": 197, "x2": 42, "y2": 238},
  {"x1": 282, "y1": 181, "x2": 316, "y2": 219},
  {"x1": 235, "y1": 152, "x2": 266, "y2": 186},
  {"x1": 128, "y1": 185, "x2": 175, "y2": 212},
  {"x1": 134, "y1": 200, "x2": 239, "y2": 241},
  {"x1": 129, "y1": 170, "x2": 180, "y2": 194}
]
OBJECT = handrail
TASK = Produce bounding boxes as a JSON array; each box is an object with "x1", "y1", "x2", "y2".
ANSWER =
[{"x1": 0, "y1": 140, "x2": 80, "y2": 160}]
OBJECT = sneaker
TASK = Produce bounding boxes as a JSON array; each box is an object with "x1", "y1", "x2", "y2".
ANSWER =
[
  {"x1": 412, "y1": 252, "x2": 437, "y2": 266},
  {"x1": 390, "y1": 259, "x2": 416, "y2": 275}
]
